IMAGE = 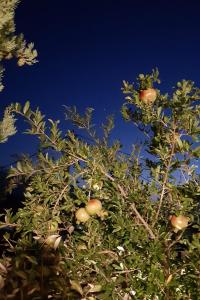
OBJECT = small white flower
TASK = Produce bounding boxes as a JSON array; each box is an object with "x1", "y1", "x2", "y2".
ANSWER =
[
  {"x1": 130, "y1": 290, "x2": 136, "y2": 296},
  {"x1": 117, "y1": 246, "x2": 125, "y2": 252},
  {"x1": 175, "y1": 284, "x2": 184, "y2": 292},
  {"x1": 137, "y1": 270, "x2": 142, "y2": 279},
  {"x1": 111, "y1": 276, "x2": 117, "y2": 282},
  {"x1": 136, "y1": 270, "x2": 147, "y2": 281},
  {"x1": 117, "y1": 246, "x2": 125, "y2": 256},
  {"x1": 180, "y1": 268, "x2": 186, "y2": 275},
  {"x1": 120, "y1": 263, "x2": 124, "y2": 270}
]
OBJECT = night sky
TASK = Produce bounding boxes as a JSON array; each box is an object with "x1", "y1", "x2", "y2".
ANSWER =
[{"x1": 1, "y1": 0, "x2": 200, "y2": 166}]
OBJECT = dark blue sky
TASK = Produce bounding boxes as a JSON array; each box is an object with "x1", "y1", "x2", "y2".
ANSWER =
[{"x1": 1, "y1": 0, "x2": 200, "y2": 166}]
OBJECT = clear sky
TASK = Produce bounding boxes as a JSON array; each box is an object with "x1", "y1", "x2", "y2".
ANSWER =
[{"x1": 1, "y1": 0, "x2": 200, "y2": 166}]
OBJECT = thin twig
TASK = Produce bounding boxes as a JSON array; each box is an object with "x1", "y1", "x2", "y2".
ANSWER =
[
  {"x1": 99, "y1": 166, "x2": 156, "y2": 239},
  {"x1": 113, "y1": 269, "x2": 135, "y2": 274},
  {"x1": 130, "y1": 204, "x2": 156, "y2": 239},
  {"x1": 3, "y1": 236, "x2": 14, "y2": 249},
  {"x1": 167, "y1": 231, "x2": 184, "y2": 250},
  {"x1": 152, "y1": 125, "x2": 177, "y2": 228},
  {"x1": 0, "y1": 223, "x2": 17, "y2": 229},
  {"x1": 53, "y1": 185, "x2": 69, "y2": 213}
]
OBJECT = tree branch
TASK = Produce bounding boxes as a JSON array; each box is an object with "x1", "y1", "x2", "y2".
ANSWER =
[
  {"x1": 99, "y1": 166, "x2": 156, "y2": 239},
  {"x1": 152, "y1": 126, "x2": 177, "y2": 227}
]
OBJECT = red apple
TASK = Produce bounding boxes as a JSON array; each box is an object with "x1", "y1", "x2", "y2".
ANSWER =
[
  {"x1": 139, "y1": 88, "x2": 157, "y2": 104},
  {"x1": 170, "y1": 215, "x2": 189, "y2": 230},
  {"x1": 85, "y1": 199, "x2": 102, "y2": 215}
]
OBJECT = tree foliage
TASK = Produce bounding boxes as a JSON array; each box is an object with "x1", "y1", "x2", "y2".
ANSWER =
[
  {"x1": 0, "y1": 0, "x2": 37, "y2": 143},
  {"x1": 0, "y1": 2, "x2": 200, "y2": 300}
]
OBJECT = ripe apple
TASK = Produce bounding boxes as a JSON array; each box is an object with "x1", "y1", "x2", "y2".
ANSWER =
[
  {"x1": 170, "y1": 215, "x2": 189, "y2": 230},
  {"x1": 85, "y1": 199, "x2": 102, "y2": 215},
  {"x1": 75, "y1": 208, "x2": 90, "y2": 223},
  {"x1": 139, "y1": 88, "x2": 157, "y2": 104}
]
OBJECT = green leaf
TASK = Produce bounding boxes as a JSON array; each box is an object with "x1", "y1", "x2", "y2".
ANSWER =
[
  {"x1": 23, "y1": 101, "x2": 30, "y2": 114},
  {"x1": 16, "y1": 161, "x2": 23, "y2": 173},
  {"x1": 70, "y1": 280, "x2": 83, "y2": 295},
  {"x1": 88, "y1": 284, "x2": 102, "y2": 293},
  {"x1": 157, "y1": 107, "x2": 162, "y2": 118},
  {"x1": 176, "y1": 137, "x2": 183, "y2": 150},
  {"x1": 192, "y1": 146, "x2": 200, "y2": 157}
]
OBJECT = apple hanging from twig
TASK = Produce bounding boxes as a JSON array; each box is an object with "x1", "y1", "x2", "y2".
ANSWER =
[
  {"x1": 85, "y1": 199, "x2": 102, "y2": 215},
  {"x1": 75, "y1": 208, "x2": 90, "y2": 223},
  {"x1": 139, "y1": 88, "x2": 157, "y2": 104},
  {"x1": 170, "y1": 215, "x2": 189, "y2": 232}
]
